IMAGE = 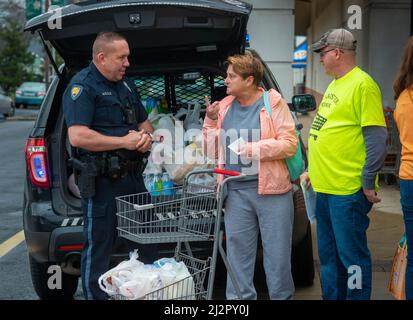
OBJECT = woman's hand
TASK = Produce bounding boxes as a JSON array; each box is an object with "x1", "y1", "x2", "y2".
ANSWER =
[{"x1": 205, "y1": 96, "x2": 220, "y2": 121}]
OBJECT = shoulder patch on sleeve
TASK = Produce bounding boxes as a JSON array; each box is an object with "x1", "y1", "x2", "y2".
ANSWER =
[{"x1": 71, "y1": 85, "x2": 83, "y2": 101}]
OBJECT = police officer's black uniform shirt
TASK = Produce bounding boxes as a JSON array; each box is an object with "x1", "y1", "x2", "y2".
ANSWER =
[{"x1": 63, "y1": 62, "x2": 147, "y2": 137}]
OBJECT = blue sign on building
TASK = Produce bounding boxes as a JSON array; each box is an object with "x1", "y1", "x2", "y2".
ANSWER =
[{"x1": 292, "y1": 41, "x2": 307, "y2": 69}]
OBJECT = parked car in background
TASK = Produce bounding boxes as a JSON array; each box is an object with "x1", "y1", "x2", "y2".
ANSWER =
[
  {"x1": 15, "y1": 82, "x2": 46, "y2": 108},
  {"x1": 0, "y1": 86, "x2": 15, "y2": 118}
]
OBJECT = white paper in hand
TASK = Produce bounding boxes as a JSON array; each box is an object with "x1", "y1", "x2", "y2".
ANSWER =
[
  {"x1": 228, "y1": 137, "x2": 246, "y2": 155},
  {"x1": 300, "y1": 180, "x2": 317, "y2": 224}
]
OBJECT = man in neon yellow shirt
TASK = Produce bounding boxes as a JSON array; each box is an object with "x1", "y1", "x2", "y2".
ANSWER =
[{"x1": 301, "y1": 29, "x2": 387, "y2": 300}]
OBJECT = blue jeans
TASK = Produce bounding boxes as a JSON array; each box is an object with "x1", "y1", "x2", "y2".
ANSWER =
[
  {"x1": 315, "y1": 189, "x2": 373, "y2": 300},
  {"x1": 400, "y1": 179, "x2": 413, "y2": 300}
]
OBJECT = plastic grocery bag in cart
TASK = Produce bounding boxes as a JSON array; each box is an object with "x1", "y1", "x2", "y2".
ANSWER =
[
  {"x1": 183, "y1": 102, "x2": 203, "y2": 131},
  {"x1": 152, "y1": 258, "x2": 195, "y2": 300},
  {"x1": 98, "y1": 250, "x2": 163, "y2": 300},
  {"x1": 98, "y1": 250, "x2": 195, "y2": 300},
  {"x1": 163, "y1": 143, "x2": 212, "y2": 185},
  {"x1": 150, "y1": 113, "x2": 183, "y2": 148}
]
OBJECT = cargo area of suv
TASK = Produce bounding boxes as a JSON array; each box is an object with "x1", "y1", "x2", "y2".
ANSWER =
[{"x1": 23, "y1": 0, "x2": 315, "y2": 299}]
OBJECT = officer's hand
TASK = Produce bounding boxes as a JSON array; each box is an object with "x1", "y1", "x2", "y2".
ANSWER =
[
  {"x1": 122, "y1": 130, "x2": 142, "y2": 150},
  {"x1": 135, "y1": 131, "x2": 152, "y2": 153},
  {"x1": 205, "y1": 96, "x2": 220, "y2": 121},
  {"x1": 363, "y1": 188, "x2": 381, "y2": 204}
]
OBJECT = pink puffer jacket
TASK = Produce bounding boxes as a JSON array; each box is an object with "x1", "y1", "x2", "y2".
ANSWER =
[{"x1": 202, "y1": 88, "x2": 298, "y2": 195}]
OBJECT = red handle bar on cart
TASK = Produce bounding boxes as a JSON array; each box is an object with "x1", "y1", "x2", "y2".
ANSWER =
[{"x1": 213, "y1": 169, "x2": 242, "y2": 176}]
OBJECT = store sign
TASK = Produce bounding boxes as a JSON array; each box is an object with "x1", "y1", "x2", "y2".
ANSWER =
[{"x1": 292, "y1": 41, "x2": 307, "y2": 69}]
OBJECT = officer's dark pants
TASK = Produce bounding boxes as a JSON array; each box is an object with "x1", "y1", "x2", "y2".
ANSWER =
[{"x1": 80, "y1": 175, "x2": 158, "y2": 300}]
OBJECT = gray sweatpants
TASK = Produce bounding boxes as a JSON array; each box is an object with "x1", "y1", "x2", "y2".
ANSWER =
[{"x1": 224, "y1": 188, "x2": 295, "y2": 300}]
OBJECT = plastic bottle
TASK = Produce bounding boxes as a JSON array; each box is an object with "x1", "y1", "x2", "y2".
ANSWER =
[
  {"x1": 147, "y1": 174, "x2": 156, "y2": 195},
  {"x1": 145, "y1": 97, "x2": 155, "y2": 115},
  {"x1": 162, "y1": 172, "x2": 174, "y2": 196},
  {"x1": 159, "y1": 98, "x2": 168, "y2": 113},
  {"x1": 155, "y1": 173, "x2": 163, "y2": 196}
]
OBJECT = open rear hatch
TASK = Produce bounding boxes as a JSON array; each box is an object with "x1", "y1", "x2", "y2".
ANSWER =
[{"x1": 25, "y1": 0, "x2": 252, "y2": 70}]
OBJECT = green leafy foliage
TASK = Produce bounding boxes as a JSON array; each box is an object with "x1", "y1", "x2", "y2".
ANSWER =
[{"x1": 0, "y1": 19, "x2": 36, "y2": 96}]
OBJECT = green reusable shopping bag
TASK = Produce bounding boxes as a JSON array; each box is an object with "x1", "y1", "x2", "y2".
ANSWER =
[{"x1": 263, "y1": 91, "x2": 304, "y2": 181}]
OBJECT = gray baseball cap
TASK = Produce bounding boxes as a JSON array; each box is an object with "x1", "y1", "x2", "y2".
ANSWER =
[{"x1": 311, "y1": 28, "x2": 357, "y2": 53}]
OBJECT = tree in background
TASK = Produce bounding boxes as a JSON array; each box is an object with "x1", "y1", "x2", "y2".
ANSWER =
[{"x1": 0, "y1": 19, "x2": 35, "y2": 96}]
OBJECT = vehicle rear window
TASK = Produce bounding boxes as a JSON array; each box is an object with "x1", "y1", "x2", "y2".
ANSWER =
[{"x1": 133, "y1": 73, "x2": 225, "y2": 110}]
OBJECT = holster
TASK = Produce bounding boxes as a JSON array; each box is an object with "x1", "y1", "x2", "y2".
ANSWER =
[{"x1": 69, "y1": 156, "x2": 98, "y2": 198}]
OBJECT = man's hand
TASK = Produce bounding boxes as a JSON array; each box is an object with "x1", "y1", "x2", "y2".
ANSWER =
[
  {"x1": 121, "y1": 130, "x2": 140, "y2": 150},
  {"x1": 205, "y1": 96, "x2": 220, "y2": 121},
  {"x1": 300, "y1": 171, "x2": 311, "y2": 190},
  {"x1": 135, "y1": 130, "x2": 152, "y2": 153},
  {"x1": 363, "y1": 188, "x2": 381, "y2": 203}
]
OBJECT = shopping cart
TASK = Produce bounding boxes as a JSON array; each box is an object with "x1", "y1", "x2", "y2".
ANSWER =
[
  {"x1": 110, "y1": 250, "x2": 212, "y2": 300},
  {"x1": 112, "y1": 168, "x2": 245, "y2": 300},
  {"x1": 381, "y1": 108, "x2": 401, "y2": 185}
]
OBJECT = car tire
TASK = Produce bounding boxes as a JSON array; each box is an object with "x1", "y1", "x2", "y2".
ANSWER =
[
  {"x1": 291, "y1": 224, "x2": 315, "y2": 287},
  {"x1": 28, "y1": 254, "x2": 79, "y2": 300},
  {"x1": 7, "y1": 103, "x2": 15, "y2": 117}
]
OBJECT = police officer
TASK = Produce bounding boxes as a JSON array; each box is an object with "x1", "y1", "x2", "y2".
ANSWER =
[{"x1": 63, "y1": 32, "x2": 157, "y2": 300}]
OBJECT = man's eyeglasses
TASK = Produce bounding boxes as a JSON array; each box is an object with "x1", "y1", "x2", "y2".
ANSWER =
[{"x1": 319, "y1": 48, "x2": 336, "y2": 58}]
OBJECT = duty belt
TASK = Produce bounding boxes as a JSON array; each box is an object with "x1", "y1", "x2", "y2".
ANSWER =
[{"x1": 79, "y1": 153, "x2": 146, "y2": 180}]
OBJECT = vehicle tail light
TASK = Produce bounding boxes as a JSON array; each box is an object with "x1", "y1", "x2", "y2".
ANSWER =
[
  {"x1": 58, "y1": 245, "x2": 84, "y2": 251},
  {"x1": 25, "y1": 138, "x2": 50, "y2": 188},
  {"x1": 16, "y1": 90, "x2": 22, "y2": 95},
  {"x1": 37, "y1": 91, "x2": 45, "y2": 97}
]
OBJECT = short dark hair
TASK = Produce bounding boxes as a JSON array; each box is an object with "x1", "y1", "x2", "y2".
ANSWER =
[{"x1": 92, "y1": 32, "x2": 127, "y2": 57}]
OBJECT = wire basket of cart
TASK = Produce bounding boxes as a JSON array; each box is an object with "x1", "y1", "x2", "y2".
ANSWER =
[{"x1": 115, "y1": 169, "x2": 247, "y2": 300}]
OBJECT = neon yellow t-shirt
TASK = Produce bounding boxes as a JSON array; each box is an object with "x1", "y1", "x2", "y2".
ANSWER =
[{"x1": 308, "y1": 66, "x2": 386, "y2": 195}]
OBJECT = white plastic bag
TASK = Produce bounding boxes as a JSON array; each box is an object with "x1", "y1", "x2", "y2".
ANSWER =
[
  {"x1": 118, "y1": 267, "x2": 163, "y2": 300},
  {"x1": 98, "y1": 250, "x2": 164, "y2": 300},
  {"x1": 98, "y1": 250, "x2": 145, "y2": 297},
  {"x1": 187, "y1": 173, "x2": 216, "y2": 194},
  {"x1": 152, "y1": 258, "x2": 195, "y2": 299},
  {"x1": 183, "y1": 102, "x2": 203, "y2": 131},
  {"x1": 150, "y1": 113, "x2": 176, "y2": 146}
]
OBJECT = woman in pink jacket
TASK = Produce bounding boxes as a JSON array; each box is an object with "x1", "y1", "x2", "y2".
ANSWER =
[{"x1": 202, "y1": 52, "x2": 298, "y2": 299}]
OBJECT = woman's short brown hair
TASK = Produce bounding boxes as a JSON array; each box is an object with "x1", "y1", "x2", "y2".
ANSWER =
[{"x1": 226, "y1": 52, "x2": 264, "y2": 87}]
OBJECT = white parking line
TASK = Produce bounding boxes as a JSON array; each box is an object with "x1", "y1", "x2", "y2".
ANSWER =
[{"x1": 0, "y1": 230, "x2": 25, "y2": 258}]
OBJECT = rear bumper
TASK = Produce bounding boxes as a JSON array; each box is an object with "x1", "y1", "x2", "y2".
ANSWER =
[
  {"x1": 15, "y1": 96, "x2": 43, "y2": 105},
  {"x1": 25, "y1": 226, "x2": 84, "y2": 264}
]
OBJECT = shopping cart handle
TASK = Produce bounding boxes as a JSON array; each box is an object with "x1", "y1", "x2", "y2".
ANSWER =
[
  {"x1": 213, "y1": 169, "x2": 241, "y2": 176},
  {"x1": 133, "y1": 203, "x2": 154, "y2": 211}
]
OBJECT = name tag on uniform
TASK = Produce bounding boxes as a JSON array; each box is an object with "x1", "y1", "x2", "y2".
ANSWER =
[{"x1": 101, "y1": 91, "x2": 113, "y2": 96}]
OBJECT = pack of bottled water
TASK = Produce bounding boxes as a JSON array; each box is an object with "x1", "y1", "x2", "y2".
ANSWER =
[{"x1": 144, "y1": 172, "x2": 175, "y2": 196}]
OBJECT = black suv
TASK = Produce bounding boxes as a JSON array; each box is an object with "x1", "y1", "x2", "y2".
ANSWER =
[{"x1": 23, "y1": 0, "x2": 316, "y2": 299}]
